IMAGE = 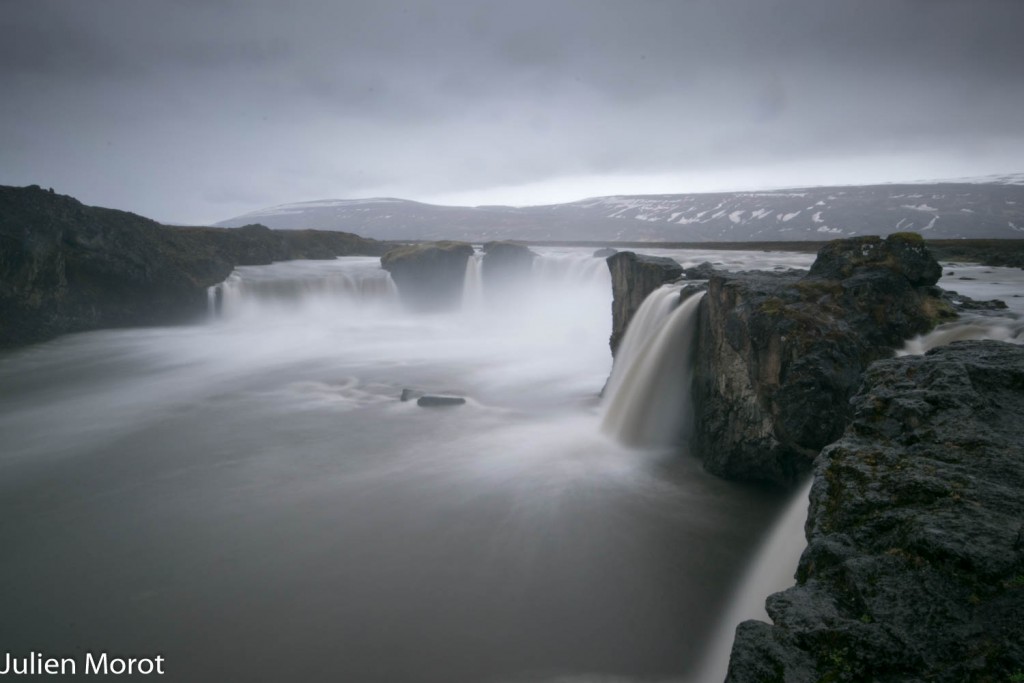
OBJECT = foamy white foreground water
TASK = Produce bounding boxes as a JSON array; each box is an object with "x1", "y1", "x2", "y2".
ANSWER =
[{"x1": 0, "y1": 247, "x2": 1014, "y2": 682}]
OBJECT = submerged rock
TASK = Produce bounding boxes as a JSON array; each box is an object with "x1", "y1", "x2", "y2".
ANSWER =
[
  {"x1": 606, "y1": 251, "x2": 684, "y2": 354},
  {"x1": 380, "y1": 241, "x2": 474, "y2": 312},
  {"x1": 399, "y1": 388, "x2": 424, "y2": 402},
  {"x1": 727, "y1": 340, "x2": 1024, "y2": 682},
  {"x1": 692, "y1": 233, "x2": 955, "y2": 486},
  {"x1": 416, "y1": 395, "x2": 466, "y2": 407}
]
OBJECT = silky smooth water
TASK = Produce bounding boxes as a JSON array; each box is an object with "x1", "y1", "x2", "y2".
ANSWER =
[{"x1": 0, "y1": 246, "x2": 860, "y2": 683}]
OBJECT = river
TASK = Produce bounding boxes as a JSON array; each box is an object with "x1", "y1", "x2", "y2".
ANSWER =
[{"x1": 0, "y1": 247, "x2": 1018, "y2": 682}]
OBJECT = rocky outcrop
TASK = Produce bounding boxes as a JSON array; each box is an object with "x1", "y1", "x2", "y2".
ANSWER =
[
  {"x1": 380, "y1": 241, "x2": 474, "y2": 312},
  {"x1": 727, "y1": 340, "x2": 1024, "y2": 683},
  {"x1": 692, "y1": 234, "x2": 955, "y2": 486},
  {"x1": 682, "y1": 260, "x2": 719, "y2": 280},
  {"x1": 481, "y1": 241, "x2": 536, "y2": 294},
  {"x1": 606, "y1": 251, "x2": 683, "y2": 354},
  {"x1": 0, "y1": 185, "x2": 386, "y2": 347}
]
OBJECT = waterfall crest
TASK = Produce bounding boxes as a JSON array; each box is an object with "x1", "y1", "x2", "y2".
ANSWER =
[
  {"x1": 533, "y1": 252, "x2": 612, "y2": 289},
  {"x1": 600, "y1": 289, "x2": 705, "y2": 447},
  {"x1": 207, "y1": 259, "x2": 398, "y2": 317}
]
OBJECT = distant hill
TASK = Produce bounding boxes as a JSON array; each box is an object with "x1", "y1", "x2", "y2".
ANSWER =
[{"x1": 217, "y1": 177, "x2": 1024, "y2": 242}]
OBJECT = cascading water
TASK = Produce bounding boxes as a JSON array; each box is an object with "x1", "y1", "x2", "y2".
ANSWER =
[
  {"x1": 462, "y1": 251, "x2": 484, "y2": 309},
  {"x1": 694, "y1": 479, "x2": 813, "y2": 683},
  {"x1": 207, "y1": 257, "x2": 398, "y2": 317},
  {"x1": 898, "y1": 314, "x2": 1024, "y2": 355},
  {"x1": 533, "y1": 250, "x2": 612, "y2": 290},
  {"x1": 601, "y1": 289, "x2": 706, "y2": 447}
]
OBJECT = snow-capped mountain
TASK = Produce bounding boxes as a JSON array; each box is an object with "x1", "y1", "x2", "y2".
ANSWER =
[{"x1": 216, "y1": 180, "x2": 1024, "y2": 242}]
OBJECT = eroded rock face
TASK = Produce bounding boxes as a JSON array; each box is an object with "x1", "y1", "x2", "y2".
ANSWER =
[
  {"x1": 606, "y1": 251, "x2": 683, "y2": 354},
  {"x1": 380, "y1": 241, "x2": 474, "y2": 312},
  {"x1": 692, "y1": 234, "x2": 955, "y2": 486},
  {"x1": 0, "y1": 185, "x2": 387, "y2": 348},
  {"x1": 727, "y1": 340, "x2": 1024, "y2": 683}
]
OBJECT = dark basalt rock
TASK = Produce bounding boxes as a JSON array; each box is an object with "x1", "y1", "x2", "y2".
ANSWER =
[
  {"x1": 481, "y1": 241, "x2": 536, "y2": 296},
  {"x1": 380, "y1": 241, "x2": 474, "y2": 312},
  {"x1": 941, "y1": 289, "x2": 1008, "y2": 311},
  {"x1": 0, "y1": 184, "x2": 386, "y2": 348},
  {"x1": 726, "y1": 340, "x2": 1024, "y2": 683},
  {"x1": 682, "y1": 260, "x2": 718, "y2": 280},
  {"x1": 691, "y1": 233, "x2": 956, "y2": 486},
  {"x1": 593, "y1": 247, "x2": 617, "y2": 258},
  {"x1": 606, "y1": 251, "x2": 683, "y2": 354},
  {"x1": 416, "y1": 395, "x2": 466, "y2": 407},
  {"x1": 808, "y1": 233, "x2": 941, "y2": 286}
]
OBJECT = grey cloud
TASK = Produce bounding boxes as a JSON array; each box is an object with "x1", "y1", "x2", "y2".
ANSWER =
[{"x1": 0, "y1": 0, "x2": 1022, "y2": 223}]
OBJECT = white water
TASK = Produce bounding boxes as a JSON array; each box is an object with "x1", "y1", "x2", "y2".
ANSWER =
[
  {"x1": 899, "y1": 263, "x2": 1024, "y2": 356},
  {"x1": 604, "y1": 284, "x2": 687, "y2": 401},
  {"x1": 208, "y1": 257, "x2": 399, "y2": 318},
  {"x1": 601, "y1": 291, "x2": 706, "y2": 447},
  {"x1": 462, "y1": 251, "x2": 485, "y2": 309}
]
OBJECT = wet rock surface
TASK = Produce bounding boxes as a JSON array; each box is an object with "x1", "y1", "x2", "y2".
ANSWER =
[
  {"x1": 692, "y1": 234, "x2": 955, "y2": 486},
  {"x1": 481, "y1": 241, "x2": 536, "y2": 295},
  {"x1": 727, "y1": 340, "x2": 1024, "y2": 683},
  {"x1": 606, "y1": 251, "x2": 683, "y2": 354},
  {"x1": 0, "y1": 185, "x2": 384, "y2": 348},
  {"x1": 380, "y1": 241, "x2": 474, "y2": 312}
]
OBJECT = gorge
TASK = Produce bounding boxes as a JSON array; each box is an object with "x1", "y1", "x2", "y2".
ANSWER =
[{"x1": 1, "y1": 188, "x2": 1023, "y2": 682}]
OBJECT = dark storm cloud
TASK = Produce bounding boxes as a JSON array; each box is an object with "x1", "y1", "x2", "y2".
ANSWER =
[{"x1": 1, "y1": 0, "x2": 1022, "y2": 223}]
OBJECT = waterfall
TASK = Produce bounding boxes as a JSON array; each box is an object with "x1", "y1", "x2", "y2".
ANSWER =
[
  {"x1": 462, "y1": 252, "x2": 484, "y2": 309},
  {"x1": 898, "y1": 313, "x2": 1023, "y2": 356},
  {"x1": 695, "y1": 479, "x2": 812, "y2": 683},
  {"x1": 207, "y1": 259, "x2": 398, "y2": 318},
  {"x1": 533, "y1": 252, "x2": 612, "y2": 290},
  {"x1": 601, "y1": 289, "x2": 705, "y2": 447}
]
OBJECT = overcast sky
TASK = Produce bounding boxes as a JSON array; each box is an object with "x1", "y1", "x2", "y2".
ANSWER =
[{"x1": 2, "y1": 0, "x2": 1022, "y2": 224}]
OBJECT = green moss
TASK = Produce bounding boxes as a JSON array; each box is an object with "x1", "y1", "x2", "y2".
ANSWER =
[
  {"x1": 1004, "y1": 575, "x2": 1024, "y2": 589},
  {"x1": 759, "y1": 297, "x2": 787, "y2": 315},
  {"x1": 889, "y1": 231, "x2": 925, "y2": 244}
]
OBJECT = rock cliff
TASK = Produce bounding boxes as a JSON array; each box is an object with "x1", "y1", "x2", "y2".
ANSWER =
[
  {"x1": 480, "y1": 240, "x2": 536, "y2": 295},
  {"x1": 380, "y1": 241, "x2": 474, "y2": 312},
  {"x1": 606, "y1": 251, "x2": 683, "y2": 354},
  {"x1": 0, "y1": 184, "x2": 385, "y2": 348},
  {"x1": 691, "y1": 234, "x2": 955, "y2": 486},
  {"x1": 726, "y1": 340, "x2": 1024, "y2": 683}
]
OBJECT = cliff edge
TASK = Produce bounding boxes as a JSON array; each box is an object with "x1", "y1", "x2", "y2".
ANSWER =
[
  {"x1": 691, "y1": 234, "x2": 955, "y2": 486},
  {"x1": 726, "y1": 340, "x2": 1024, "y2": 682}
]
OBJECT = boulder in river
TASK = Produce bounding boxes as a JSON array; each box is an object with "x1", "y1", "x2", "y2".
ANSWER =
[
  {"x1": 481, "y1": 241, "x2": 537, "y2": 296},
  {"x1": 380, "y1": 241, "x2": 474, "y2": 312},
  {"x1": 416, "y1": 395, "x2": 467, "y2": 407}
]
